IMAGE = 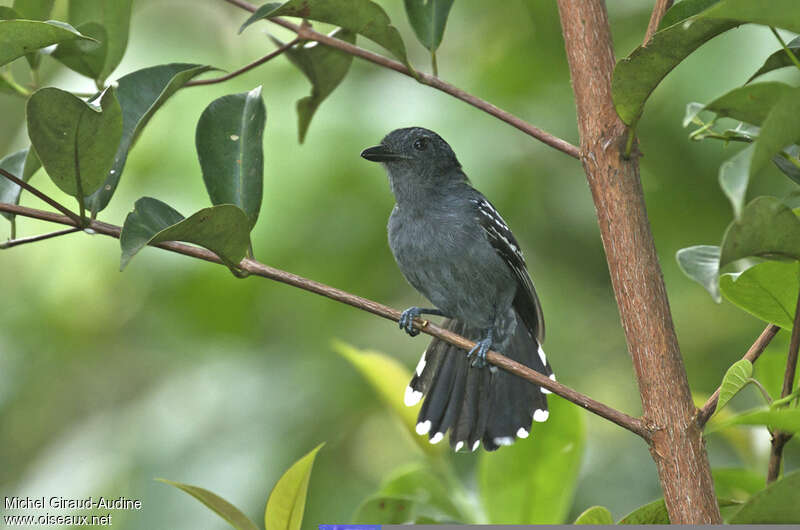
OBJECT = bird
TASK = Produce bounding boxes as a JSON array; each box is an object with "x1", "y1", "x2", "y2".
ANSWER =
[{"x1": 360, "y1": 126, "x2": 554, "y2": 451}]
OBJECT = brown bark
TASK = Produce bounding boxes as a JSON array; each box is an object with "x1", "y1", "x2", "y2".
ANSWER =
[{"x1": 556, "y1": 0, "x2": 721, "y2": 523}]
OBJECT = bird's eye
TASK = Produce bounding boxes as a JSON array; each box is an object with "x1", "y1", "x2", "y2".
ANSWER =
[{"x1": 413, "y1": 137, "x2": 429, "y2": 151}]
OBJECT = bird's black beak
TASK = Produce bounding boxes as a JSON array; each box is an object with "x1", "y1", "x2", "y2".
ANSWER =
[{"x1": 360, "y1": 145, "x2": 409, "y2": 162}]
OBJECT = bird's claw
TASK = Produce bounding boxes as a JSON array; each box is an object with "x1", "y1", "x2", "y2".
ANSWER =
[
  {"x1": 399, "y1": 307, "x2": 423, "y2": 337},
  {"x1": 467, "y1": 337, "x2": 492, "y2": 368}
]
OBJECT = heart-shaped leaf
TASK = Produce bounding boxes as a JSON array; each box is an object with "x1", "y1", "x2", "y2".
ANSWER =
[
  {"x1": 751, "y1": 87, "x2": 800, "y2": 178},
  {"x1": 716, "y1": 359, "x2": 754, "y2": 414},
  {"x1": 85, "y1": 63, "x2": 215, "y2": 215},
  {"x1": 265, "y1": 443, "x2": 324, "y2": 530},
  {"x1": 729, "y1": 470, "x2": 800, "y2": 523},
  {"x1": 27, "y1": 87, "x2": 122, "y2": 201},
  {"x1": 719, "y1": 145, "x2": 753, "y2": 219},
  {"x1": 618, "y1": 498, "x2": 670, "y2": 524},
  {"x1": 157, "y1": 479, "x2": 259, "y2": 530},
  {"x1": 196, "y1": 86, "x2": 266, "y2": 229},
  {"x1": 67, "y1": 0, "x2": 132, "y2": 82},
  {"x1": 275, "y1": 29, "x2": 355, "y2": 143},
  {"x1": 478, "y1": 396, "x2": 584, "y2": 524},
  {"x1": 676, "y1": 245, "x2": 722, "y2": 302},
  {"x1": 120, "y1": 198, "x2": 251, "y2": 272},
  {"x1": 0, "y1": 19, "x2": 93, "y2": 67},
  {"x1": 0, "y1": 148, "x2": 40, "y2": 222},
  {"x1": 719, "y1": 261, "x2": 799, "y2": 329},
  {"x1": 748, "y1": 36, "x2": 800, "y2": 83},
  {"x1": 403, "y1": 0, "x2": 455, "y2": 53},
  {"x1": 240, "y1": 0, "x2": 412, "y2": 72},
  {"x1": 574, "y1": 506, "x2": 614, "y2": 525},
  {"x1": 51, "y1": 21, "x2": 108, "y2": 80},
  {"x1": 719, "y1": 196, "x2": 800, "y2": 267}
]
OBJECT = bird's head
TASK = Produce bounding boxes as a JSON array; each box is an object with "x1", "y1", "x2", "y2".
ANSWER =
[{"x1": 361, "y1": 127, "x2": 464, "y2": 199}]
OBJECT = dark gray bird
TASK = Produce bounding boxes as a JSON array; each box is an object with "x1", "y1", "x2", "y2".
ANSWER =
[{"x1": 361, "y1": 127, "x2": 554, "y2": 451}]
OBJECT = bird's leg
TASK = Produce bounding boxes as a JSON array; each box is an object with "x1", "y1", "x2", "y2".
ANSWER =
[
  {"x1": 399, "y1": 307, "x2": 446, "y2": 337},
  {"x1": 467, "y1": 328, "x2": 494, "y2": 368}
]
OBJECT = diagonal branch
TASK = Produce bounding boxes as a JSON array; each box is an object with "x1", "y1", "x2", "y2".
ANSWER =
[
  {"x1": 696, "y1": 324, "x2": 780, "y2": 427},
  {"x1": 0, "y1": 199, "x2": 647, "y2": 439},
  {"x1": 185, "y1": 38, "x2": 300, "y2": 87},
  {"x1": 0, "y1": 168, "x2": 82, "y2": 225},
  {"x1": 222, "y1": 0, "x2": 581, "y2": 159},
  {"x1": 1, "y1": 227, "x2": 81, "y2": 249},
  {"x1": 643, "y1": 0, "x2": 674, "y2": 44}
]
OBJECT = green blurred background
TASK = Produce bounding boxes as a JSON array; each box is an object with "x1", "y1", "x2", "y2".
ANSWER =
[{"x1": 1, "y1": 0, "x2": 798, "y2": 527}]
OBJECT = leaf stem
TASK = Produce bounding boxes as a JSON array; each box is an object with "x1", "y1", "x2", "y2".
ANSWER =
[
  {"x1": 769, "y1": 26, "x2": 800, "y2": 73},
  {"x1": 0, "y1": 167, "x2": 82, "y2": 225},
  {"x1": 770, "y1": 387, "x2": 800, "y2": 408},
  {"x1": 9, "y1": 217, "x2": 16, "y2": 239},
  {"x1": 1, "y1": 71, "x2": 31, "y2": 97},
  {"x1": 431, "y1": 51, "x2": 438, "y2": 77},
  {"x1": 185, "y1": 39, "x2": 300, "y2": 87},
  {"x1": 624, "y1": 125, "x2": 636, "y2": 158},
  {"x1": 746, "y1": 377, "x2": 772, "y2": 405},
  {"x1": 0, "y1": 227, "x2": 81, "y2": 249},
  {"x1": 777, "y1": 150, "x2": 800, "y2": 171}
]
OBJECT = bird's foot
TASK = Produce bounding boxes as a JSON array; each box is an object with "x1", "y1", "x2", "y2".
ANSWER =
[
  {"x1": 467, "y1": 336, "x2": 492, "y2": 368},
  {"x1": 399, "y1": 307, "x2": 425, "y2": 337}
]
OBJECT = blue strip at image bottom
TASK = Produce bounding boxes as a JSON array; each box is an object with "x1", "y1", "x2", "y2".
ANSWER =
[{"x1": 319, "y1": 526, "x2": 380, "y2": 530}]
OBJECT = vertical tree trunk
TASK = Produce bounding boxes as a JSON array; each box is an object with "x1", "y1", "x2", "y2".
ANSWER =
[{"x1": 555, "y1": 0, "x2": 721, "y2": 523}]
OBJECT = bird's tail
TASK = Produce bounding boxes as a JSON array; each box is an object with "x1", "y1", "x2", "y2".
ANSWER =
[{"x1": 404, "y1": 317, "x2": 554, "y2": 451}]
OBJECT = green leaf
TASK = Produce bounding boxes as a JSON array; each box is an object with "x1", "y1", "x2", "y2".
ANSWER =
[
  {"x1": 729, "y1": 470, "x2": 800, "y2": 523},
  {"x1": 574, "y1": 505, "x2": 614, "y2": 525},
  {"x1": 716, "y1": 359, "x2": 754, "y2": 414},
  {"x1": 276, "y1": 29, "x2": 356, "y2": 143},
  {"x1": 331, "y1": 340, "x2": 438, "y2": 455},
  {"x1": 712, "y1": 468, "x2": 767, "y2": 502},
  {"x1": 478, "y1": 396, "x2": 584, "y2": 524},
  {"x1": 27, "y1": 87, "x2": 122, "y2": 200},
  {"x1": 719, "y1": 196, "x2": 800, "y2": 267},
  {"x1": 12, "y1": 0, "x2": 53, "y2": 20},
  {"x1": 240, "y1": 0, "x2": 412, "y2": 71},
  {"x1": 67, "y1": 0, "x2": 132, "y2": 82},
  {"x1": 0, "y1": 148, "x2": 40, "y2": 222},
  {"x1": 196, "y1": 86, "x2": 265, "y2": 229},
  {"x1": 0, "y1": 19, "x2": 93, "y2": 67},
  {"x1": 750, "y1": 87, "x2": 800, "y2": 178},
  {"x1": 748, "y1": 36, "x2": 800, "y2": 83},
  {"x1": 658, "y1": 0, "x2": 720, "y2": 29},
  {"x1": 719, "y1": 145, "x2": 753, "y2": 219},
  {"x1": 713, "y1": 408, "x2": 800, "y2": 434},
  {"x1": 702, "y1": 82, "x2": 794, "y2": 127},
  {"x1": 157, "y1": 479, "x2": 259, "y2": 530},
  {"x1": 611, "y1": 0, "x2": 738, "y2": 126},
  {"x1": 265, "y1": 443, "x2": 324, "y2": 530},
  {"x1": 773, "y1": 145, "x2": 800, "y2": 186},
  {"x1": 84, "y1": 63, "x2": 214, "y2": 214},
  {"x1": 119, "y1": 198, "x2": 251, "y2": 272},
  {"x1": 720, "y1": 261, "x2": 799, "y2": 329},
  {"x1": 403, "y1": 0, "x2": 454, "y2": 52},
  {"x1": 700, "y1": 0, "x2": 800, "y2": 34},
  {"x1": 676, "y1": 245, "x2": 722, "y2": 302},
  {"x1": 352, "y1": 464, "x2": 464, "y2": 524},
  {"x1": 0, "y1": 7, "x2": 19, "y2": 20},
  {"x1": 618, "y1": 498, "x2": 670, "y2": 524},
  {"x1": 51, "y1": 21, "x2": 108, "y2": 80}
]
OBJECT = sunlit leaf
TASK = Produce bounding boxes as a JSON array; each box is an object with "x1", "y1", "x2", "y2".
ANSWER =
[
  {"x1": 119, "y1": 198, "x2": 251, "y2": 272},
  {"x1": 275, "y1": 29, "x2": 356, "y2": 143},
  {"x1": 403, "y1": 0, "x2": 454, "y2": 52},
  {"x1": 478, "y1": 396, "x2": 584, "y2": 524},
  {"x1": 67, "y1": 0, "x2": 132, "y2": 82},
  {"x1": 618, "y1": 498, "x2": 670, "y2": 524},
  {"x1": 719, "y1": 196, "x2": 800, "y2": 267},
  {"x1": 353, "y1": 497, "x2": 418, "y2": 524},
  {"x1": 12, "y1": 0, "x2": 53, "y2": 20},
  {"x1": 265, "y1": 443, "x2": 324, "y2": 530},
  {"x1": 702, "y1": 82, "x2": 793, "y2": 127},
  {"x1": 710, "y1": 408, "x2": 800, "y2": 434},
  {"x1": 729, "y1": 470, "x2": 800, "y2": 523},
  {"x1": 0, "y1": 148, "x2": 40, "y2": 222},
  {"x1": 676, "y1": 245, "x2": 722, "y2": 302},
  {"x1": 196, "y1": 86, "x2": 265, "y2": 229},
  {"x1": 748, "y1": 36, "x2": 800, "y2": 83},
  {"x1": 0, "y1": 19, "x2": 92, "y2": 67},
  {"x1": 574, "y1": 505, "x2": 614, "y2": 525},
  {"x1": 240, "y1": 0, "x2": 412, "y2": 71},
  {"x1": 85, "y1": 63, "x2": 214, "y2": 214},
  {"x1": 750, "y1": 87, "x2": 800, "y2": 178},
  {"x1": 157, "y1": 479, "x2": 259, "y2": 530},
  {"x1": 700, "y1": 0, "x2": 800, "y2": 34},
  {"x1": 27, "y1": 87, "x2": 122, "y2": 201},
  {"x1": 51, "y1": 21, "x2": 108, "y2": 80},
  {"x1": 716, "y1": 359, "x2": 754, "y2": 414},
  {"x1": 719, "y1": 261, "x2": 799, "y2": 330},
  {"x1": 719, "y1": 146, "x2": 753, "y2": 219},
  {"x1": 713, "y1": 468, "x2": 767, "y2": 502}
]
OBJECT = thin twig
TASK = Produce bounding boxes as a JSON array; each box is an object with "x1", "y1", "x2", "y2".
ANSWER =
[
  {"x1": 697, "y1": 324, "x2": 780, "y2": 427},
  {"x1": 643, "y1": 0, "x2": 674, "y2": 44},
  {"x1": 767, "y1": 286, "x2": 800, "y2": 483},
  {"x1": 0, "y1": 199, "x2": 648, "y2": 439},
  {"x1": 185, "y1": 38, "x2": 300, "y2": 87},
  {"x1": 0, "y1": 168, "x2": 82, "y2": 225},
  {"x1": 223, "y1": 0, "x2": 581, "y2": 160},
  {"x1": 1, "y1": 227, "x2": 81, "y2": 249},
  {"x1": 769, "y1": 26, "x2": 800, "y2": 73}
]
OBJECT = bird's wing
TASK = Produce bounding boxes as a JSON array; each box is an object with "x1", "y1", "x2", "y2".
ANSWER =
[{"x1": 470, "y1": 196, "x2": 545, "y2": 343}]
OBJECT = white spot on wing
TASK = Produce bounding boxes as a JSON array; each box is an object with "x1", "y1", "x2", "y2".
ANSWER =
[
  {"x1": 534, "y1": 409, "x2": 549, "y2": 422},
  {"x1": 415, "y1": 352, "x2": 426, "y2": 376},
  {"x1": 516, "y1": 427, "x2": 529, "y2": 439},
  {"x1": 541, "y1": 373, "x2": 556, "y2": 394},
  {"x1": 455, "y1": 441, "x2": 464, "y2": 452},
  {"x1": 537, "y1": 345, "x2": 547, "y2": 365},
  {"x1": 404, "y1": 386, "x2": 422, "y2": 406},
  {"x1": 430, "y1": 432, "x2": 444, "y2": 444},
  {"x1": 494, "y1": 436, "x2": 514, "y2": 446},
  {"x1": 230, "y1": 134, "x2": 239, "y2": 141},
  {"x1": 471, "y1": 440, "x2": 480, "y2": 452},
  {"x1": 416, "y1": 420, "x2": 431, "y2": 435}
]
